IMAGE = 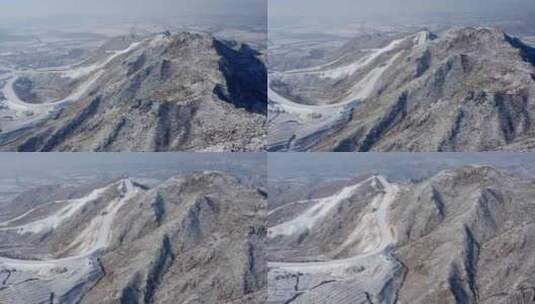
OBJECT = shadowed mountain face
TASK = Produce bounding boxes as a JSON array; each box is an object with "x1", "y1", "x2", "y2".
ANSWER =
[
  {"x1": 0, "y1": 32, "x2": 267, "y2": 152},
  {"x1": 268, "y1": 27, "x2": 535, "y2": 152},
  {"x1": 0, "y1": 172, "x2": 267, "y2": 304},
  {"x1": 267, "y1": 166, "x2": 535, "y2": 304}
]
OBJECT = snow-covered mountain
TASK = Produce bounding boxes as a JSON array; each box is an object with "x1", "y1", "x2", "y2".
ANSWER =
[
  {"x1": 267, "y1": 166, "x2": 535, "y2": 303},
  {"x1": 268, "y1": 27, "x2": 535, "y2": 152},
  {"x1": 0, "y1": 32, "x2": 267, "y2": 152},
  {"x1": 0, "y1": 172, "x2": 267, "y2": 304}
]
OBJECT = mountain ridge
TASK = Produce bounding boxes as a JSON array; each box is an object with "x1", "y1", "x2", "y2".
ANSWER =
[
  {"x1": 0, "y1": 171, "x2": 267, "y2": 304},
  {"x1": 267, "y1": 165, "x2": 535, "y2": 303},
  {"x1": 268, "y1": 27, "x2": 535, "y2": 152},
  {"x1": 0, "y1": 31, "x2": 267, "y2": 152}
]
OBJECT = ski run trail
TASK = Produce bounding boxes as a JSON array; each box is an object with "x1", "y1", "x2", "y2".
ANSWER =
[
  {"x1": 268, "y1": 32, "x2": 432, "y2": 149},
  {"x1": 268, "y1": 176, "x2": 402, "y2": 303},
  {"x1": 0, "y1": 179, "x2": 139, "y2": 274},
  {"x1": 0, "y1": 41, "x2": 142, "y2": 133}
]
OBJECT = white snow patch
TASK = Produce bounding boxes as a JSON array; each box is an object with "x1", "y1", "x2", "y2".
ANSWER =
[
  {"x1": 414, "y1": 31, "x2": 432, "y2": 48},
  {"x1": 269, "y1": 177, "x2": 375, "y2": 238},
  {"x1": 61, "y1": 41, "x2": 141, "y2": 79},
  {"x1": 63, "y1": 179, "x2": 139, "y2": 255},
  {"x1": 0, "y1": 183, "x2": 113, "y2": 234},
  {"x1": 0, "y1": 179, "x2": 142, "y2": 288},
  {"x1": 333, "y1": 176, "x2": 398, "y2": 256},
  {"x1": 268, "y1": 176, "x2": 400, "y2": 279},
  {"x1": 0, "y1": 203, "x2": 55, "y2": 228},
  {"x1": 61, "y1": 64, "x2": 99, "y2": 79},
  {"x1": 285, "y1": 37, "x2": 405, "y2": 80},
  {"x1": 0, "y1": 39, "x2": 135, "y2": 133},
  {"x1": 149, "y1": 34, "x2": 168, "y2": 48},
  {"x1": 339, "y1": 51, "x2": 402, "y2": 102}
]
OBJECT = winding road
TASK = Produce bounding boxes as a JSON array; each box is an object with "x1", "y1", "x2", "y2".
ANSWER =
[{"x1": 0, "y1": 41, "x2": 142, "y2": 134}]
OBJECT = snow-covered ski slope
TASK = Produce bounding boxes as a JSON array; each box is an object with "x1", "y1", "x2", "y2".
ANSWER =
[
  {"x1": 0, "y1": 179, "x2": 142, "y2": 304},
  {"x1": 268, "y1": 176, "x2": 402, "y2": 303}
]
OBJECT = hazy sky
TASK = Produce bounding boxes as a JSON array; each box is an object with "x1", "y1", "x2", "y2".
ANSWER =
[
  {"x1": 269, "y1": 153, "x2": 535, "y2": 181},
  {"x1": 0, "y1": 153, "x2": 265, "y2": 179},
  {"x1": 269, "y1": 0, "x2": 535, "y2": 18},
  {"x1": 0, "y1": 0, "x2": 266, "y2": 18}
]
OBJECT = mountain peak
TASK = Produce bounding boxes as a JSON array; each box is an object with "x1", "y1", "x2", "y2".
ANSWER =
[
  {"x1": 437, "y1": 26, "x2": 527, "y2": 54},
  {"x1": 370, "y1": 175, "x2": 388, "y2": 190},
  {"x1": 2, "y1": 29, "x2": 266, "y2": 152},
  {"x1": 413, "y1": 30, "x2": 437, "y2": 47},
  {"x1": 430, "y1": 165, "x2": 506, "y2": 187},
  {"x1": 445, "y1": 26, "x2": 505, "y2": 39},
  {"x1": 169, "y1": 31, "x2": 212, "y2": 44},
  {"x1": 269, "y1": 25, "x2": 535, "y2": 152}
]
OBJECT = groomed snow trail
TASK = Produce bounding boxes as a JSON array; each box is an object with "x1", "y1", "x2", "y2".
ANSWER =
[
  {"x1": 63, "y1": 179, "x2": 139, "y2": 256},
  {"x1": 0, "y1": 183, "x2": 112, "y2": 234},
  {"x1": 293, "y1": 38, "x2": 405, "y2": 80},
  {"x1": 269, "y1": 176, "x2": 399, "y2": 272},
  {"x1": 268, "y1": 176, "x2": 401, "y2": 303},
  {"x1": 268, "y1": 34, "x2": 418, "y2": 151},
  {"x1": 269, "y1": 39, "x2": 404, "y2": 113},
  {"x1": 268, "y1": 31, "x2": 433, "y2": 116},
  {"x1": 0, "y1": 41, "x2": 142, "y2": 134},
  {"x1": 268, "y1": 180, "x2": 367, "y2": 238},
  {"x1": 282, "y1": 38, "x2": 405, "y2": 78},
  {"x1": 0, "y1": 179, "x2": 139, "y2": 266},
  {"x1": 0, "y1": 179, "x2": 141, "y2": 304},
  {"x1": 61, "y1": 41, "x2": 142, "y2": 79}
]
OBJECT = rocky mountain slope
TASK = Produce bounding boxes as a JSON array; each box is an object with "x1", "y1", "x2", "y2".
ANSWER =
[
  {"x1": 0, "y1": 172, "x2": 267, "y2": 304},
  {"x1": 0, "y1": 32, "x2": 267, "y2": 151},
  {"x1": 267, "y1": 166, "x2": 535, "y2": 303},
  {"x1": 268, "y1": 27, "x2": 535, "y2": 151}
]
